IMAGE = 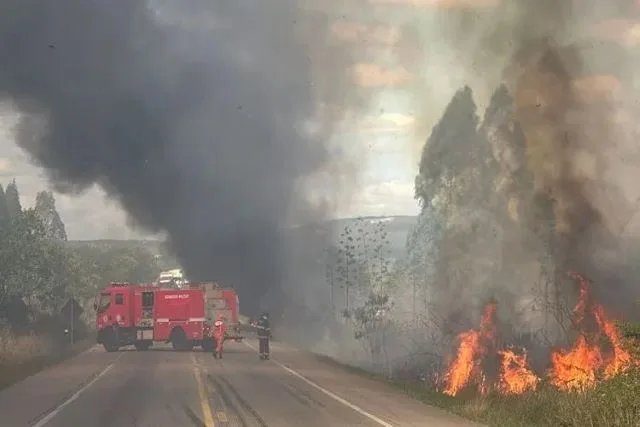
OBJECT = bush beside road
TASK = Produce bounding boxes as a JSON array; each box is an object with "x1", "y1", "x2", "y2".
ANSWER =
[{"x1": 0, "y1": 329, "x2": 95, "y2": 390}]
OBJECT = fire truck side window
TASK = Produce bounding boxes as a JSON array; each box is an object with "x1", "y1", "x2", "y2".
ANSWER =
[
  {"x1": 142, "y1": 292, "x2": 153, "y2": 307},
  {"x1": 115, "y1": 293, "x2": 124, "y2": 305}
]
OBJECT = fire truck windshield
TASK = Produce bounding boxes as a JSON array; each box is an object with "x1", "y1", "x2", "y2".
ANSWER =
[{"x1": 96, "y1": 293, "x2": 111, "y2": 313}]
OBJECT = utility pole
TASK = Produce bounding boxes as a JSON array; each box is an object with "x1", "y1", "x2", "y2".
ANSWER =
[
  {"x1": 70, "y1": 299, "x2": 75, "y2": 345},
  {"x1": 329, "y1": 268, "x2": 335, "y2": 314},
  {"x1": 412, "y1": 272, "x2": 417, "y2": 327}
]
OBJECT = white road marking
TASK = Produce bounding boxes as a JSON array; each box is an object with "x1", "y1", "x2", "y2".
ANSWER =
[
  {"x1": 243, "y1": 342, "x2": 394, "y2": 427},
  {"x1": 33, "y1": 363, "x2": 116, "y2": 427}
]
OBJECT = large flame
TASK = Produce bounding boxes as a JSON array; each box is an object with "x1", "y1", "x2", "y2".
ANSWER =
[
  {"x1": 440, "y1": 272, "x2": 636, "y2": 396},
  {"x1": 549, "y1": 334, "x2": 603, "y2": 392},
  {"x1": 497, "y1": 348, "x2": 540, "y2": 395},
  {"x1": 594, "y1": 305, "x2": 633, "y2": 379},
  {"x1": 548, "y1": 272, "x2": 634, "y2": 391},
  {"x1": 442, "y1": 302, "x2": 497, "y2": 396}
]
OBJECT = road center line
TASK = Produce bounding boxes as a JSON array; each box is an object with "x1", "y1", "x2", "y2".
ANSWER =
[
  {"x1": 33, "y1": 362, "x2": 115, "y2": 427},
  {"x1": 191, "y1": 354, "x2": 216, "y2": 427},
  {"x1": 243, "y1": 342, "x2": 394, "y2": 427}
]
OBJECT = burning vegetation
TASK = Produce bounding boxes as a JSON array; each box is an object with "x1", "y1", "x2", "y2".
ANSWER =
[{"x1": 440, "y1": 272, "x2": 636, "y2": 397}]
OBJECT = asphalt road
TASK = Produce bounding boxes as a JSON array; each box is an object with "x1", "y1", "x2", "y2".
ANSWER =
[{"x1": 0, "y1": 339, "x2": 482, "y2": 427}]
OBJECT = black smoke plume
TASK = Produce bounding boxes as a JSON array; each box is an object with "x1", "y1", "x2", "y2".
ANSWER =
[{"x1": 0, "y1": 1, "x2": 361, "y2": 314}]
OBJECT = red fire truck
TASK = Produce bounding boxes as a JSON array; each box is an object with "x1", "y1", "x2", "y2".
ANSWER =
[{"x1": 94, "y1": 283, "x2": 214, "y2": 352}]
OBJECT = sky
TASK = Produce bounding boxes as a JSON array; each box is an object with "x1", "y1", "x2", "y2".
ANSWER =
[
  {"x1": 7, "y1": 0, "x2": 614, "y2": 240},
  {"x1": 0, "y1": 102, "x2": 422, "y2": 240},
  {"x1": 0, "y1": 0, "x2": 447, "y2": 241}
]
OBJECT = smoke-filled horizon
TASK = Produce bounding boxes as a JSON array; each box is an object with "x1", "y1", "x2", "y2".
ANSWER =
[
  {"x1": 0, "y1": 0, "x2": 367, "y2": 315},
  {"x1": 3, "y1": 0, "x2": 640, "y2": 354},
  {"x1": 285, "y1": 0, "x2": 640, "y2": 370}
]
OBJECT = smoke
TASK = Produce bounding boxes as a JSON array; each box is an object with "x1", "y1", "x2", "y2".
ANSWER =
[
  {"x1": 0, "y1": 1, "x2": 368, "y2": 314},
  {"x1": 497, "y1": 1, "x2": 640, "y2": 316},
  {"x1": 298, "y1": 0, "x2": 640, "y2": 374},
  {"x1": 505, "y1": 2, "x2": 640, "y2": 325},
  {"x1": 3, "y1": 0, "x2": 640, "y2": 372},
  {"x1": 269, "y1": 0, "x2": 640, "y2": 369}
]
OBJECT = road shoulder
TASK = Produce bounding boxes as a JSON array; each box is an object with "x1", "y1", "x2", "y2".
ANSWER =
[
  {"x1": 0, "y1": 344, "x2": 119, "y2": 426},
  {"x1": 0, "y1": 337, "x2": 95, "y2": 390},
  {"x1": 252, "y1": 341, "x2": 484, "y2": 427}
]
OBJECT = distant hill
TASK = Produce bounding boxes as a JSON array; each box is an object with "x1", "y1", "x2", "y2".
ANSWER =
[
  {"x1": 65, "y1": 239, "x2": 179, "y2": 271},
  {"x1": 324, "y1": 215, "x2": 417, "y2": 259},
  {"x1": 67, "y1": 215, "x2": 419, "y2": 265},
  {"x1": 66, "y1": 239, "x2": 165, "y2": 252}
]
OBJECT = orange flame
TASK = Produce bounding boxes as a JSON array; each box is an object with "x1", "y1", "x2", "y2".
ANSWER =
[
  {"x1": 497, "y1": 349, "x2": 540, "y2": 394},
  {"x1": 549, "y1": 334, "x2": 603, "y2": 392},
  {"x1": 569, "y1": 271, "x2": 589, "y2": 327},
  {"x1": 439, "y1": 272, "x2": 637, "y2": 396},
  {"x1": 442, "y1": 303, "x2": 496, "y2": 396},
  {"x1": 548, "y1": 272, "x2": 634, "y2": 391},
  {"x1": 594, "y1": 305, "x2": 633, "y2": 379}
]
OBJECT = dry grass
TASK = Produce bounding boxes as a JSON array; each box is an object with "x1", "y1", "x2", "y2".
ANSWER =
[
  {"x1": 0, "y1": 330, "x2": 53, "y2": 364},
  {"x1": 0, "y1": 328, "x2": 94, "y2": 390}
]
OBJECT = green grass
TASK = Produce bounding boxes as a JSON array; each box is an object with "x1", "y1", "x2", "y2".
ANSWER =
[
  {"x1": 311, "y1": 333, "x2": 640, "y2": 427},
  {"x1": 395, "y1": 373, "x2": 640, "y2": 427}
]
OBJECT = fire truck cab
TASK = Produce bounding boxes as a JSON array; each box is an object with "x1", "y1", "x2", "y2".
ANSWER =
[{"x1": 94, "y1": 283, "x2": 213, "y2": 352}]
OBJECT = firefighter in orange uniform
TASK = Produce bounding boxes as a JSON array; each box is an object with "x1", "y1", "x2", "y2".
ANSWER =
[{"x1": 212, "y1": 314, "x2": 226, "y2": 359}]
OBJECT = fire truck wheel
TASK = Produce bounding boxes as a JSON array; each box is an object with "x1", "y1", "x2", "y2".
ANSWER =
[
  {"x1": 135, "y1": 341, "x2": 151, "y2": 351},
  {"x1": 103, "y1": 342, "x2": 119, "y2": 352},
  {"x1": 102, "y1": 327, "x2": 119, "y2": 352},
  {"x1": 170, "y1": 327, "x2": 191, "y2": 351}
]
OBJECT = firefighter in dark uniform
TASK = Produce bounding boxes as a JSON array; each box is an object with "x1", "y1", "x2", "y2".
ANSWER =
[{"x1": 256, "y1": 312, "x2": 271, "y2": 360}]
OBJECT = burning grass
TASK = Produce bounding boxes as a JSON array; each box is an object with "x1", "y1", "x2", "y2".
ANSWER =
[
  {"x1": 439, "y1": 273, "x2": 635, "y2": 398},
  {"x1": 419, "y1": 272, "x2": 640, "y2": 426},
  {"x1": 324, "y1": 272, "x2": 640, "y2": 426}
]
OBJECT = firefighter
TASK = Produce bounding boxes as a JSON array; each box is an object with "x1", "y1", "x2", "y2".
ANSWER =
[
  {"x1": 212, "y1": 314, "x2": 226, "y2": 359},
  {"x1": 256, "y1": 312, "x2": 271, "y2": 360}
]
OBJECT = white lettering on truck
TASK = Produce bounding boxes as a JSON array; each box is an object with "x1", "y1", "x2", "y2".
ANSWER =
[{"x1": 164, "y1": 294, "x2": 190, "y2": 299}]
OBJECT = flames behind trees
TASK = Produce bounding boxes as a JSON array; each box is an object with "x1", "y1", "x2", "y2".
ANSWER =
[{"x1": 441, "y1": 272, "x2": 635, "y2": 396}]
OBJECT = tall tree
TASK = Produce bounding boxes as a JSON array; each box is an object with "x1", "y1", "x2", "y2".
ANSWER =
[
  {"x1": 34, "y1": 191, "x2": 67, "y2": 241},
  {"x1": 416, "y1": 85, "x2": 480, "y2": 212},
  {"x1": 4, "y1": 179, "x2": 22, "y2": 220},
  {"x1": 0, "y1": 210, "x2": 48, "y2": 309},
  {"x1": 412, "y1": 87, "x2": 482, "y2": 335},
  {"x1": 0, "y1": 184, "x2": 9, "y2": 230}
]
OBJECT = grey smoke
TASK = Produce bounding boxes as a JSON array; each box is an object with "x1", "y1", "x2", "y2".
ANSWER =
[{"x1": 0, "y1": 0, "x2": 361, "y2": 314}]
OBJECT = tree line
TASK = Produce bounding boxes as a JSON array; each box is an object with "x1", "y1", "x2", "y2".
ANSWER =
[
  {"x1": 326, "y1": 83, "x2": 582, "y2": 373},
  {"x1": 0, "y1": 180, "x2": 163, "y2": 333},
  {"x1": 407, "y1": 84, "x2": 567, "y2": 346}
]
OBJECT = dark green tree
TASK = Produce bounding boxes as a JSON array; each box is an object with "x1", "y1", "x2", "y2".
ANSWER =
[
  {"x1": 0, "y1": 184, "x2": 9, "y2": 230},
  {"x1": 0, "y1": 209, "x2": 49, "y2": 320},
  {"x1": 34, "y1": 191, "x2": 67, "y2": 241},
  {"x1": 4, "y1": 179, "x2": 22, "y2": 220},
  {"x1": 415, "y1": 85, "x2": 480, "y2": 209}
]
